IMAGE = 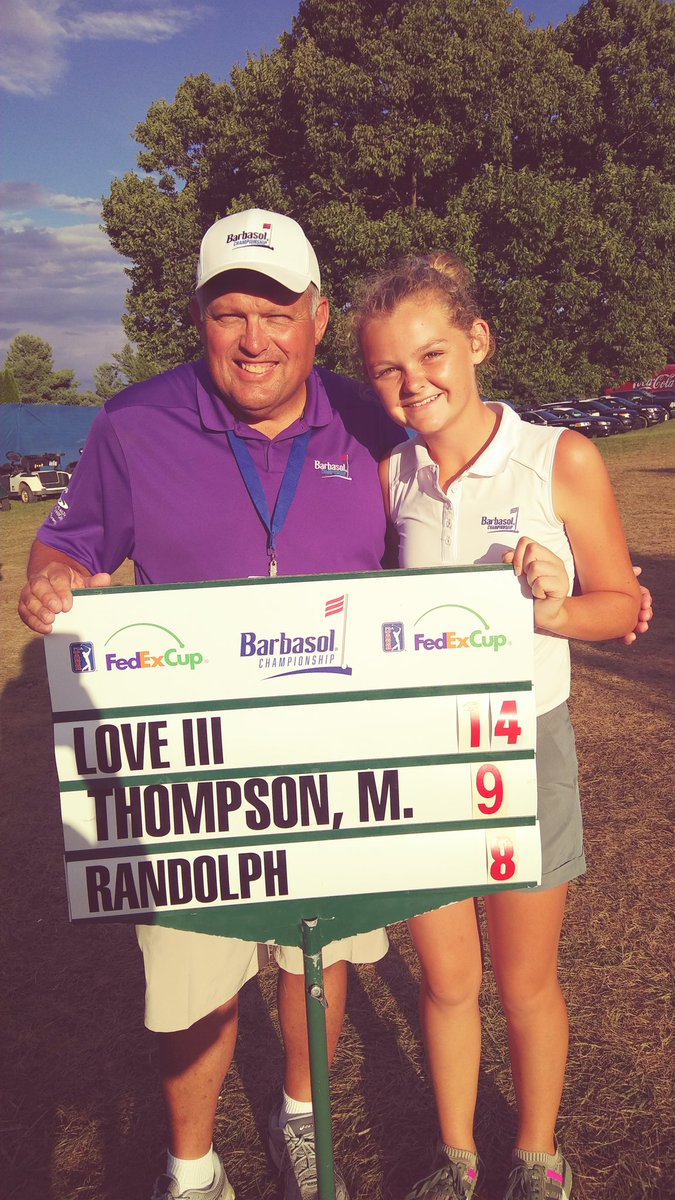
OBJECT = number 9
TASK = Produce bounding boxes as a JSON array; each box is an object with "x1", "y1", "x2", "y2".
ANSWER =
[{"x1": 476, "y1": 764, "x2": 503, "y2": 814}]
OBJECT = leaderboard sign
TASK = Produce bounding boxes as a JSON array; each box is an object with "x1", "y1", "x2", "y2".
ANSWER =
[{"x1": 44, "y1": 565, "x2": 541, "y2": 935}]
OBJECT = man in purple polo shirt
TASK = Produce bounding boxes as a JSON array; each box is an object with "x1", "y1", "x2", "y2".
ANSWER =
[{"x1": 18, "y1": 209, "x2": 400, "y2": 1200}]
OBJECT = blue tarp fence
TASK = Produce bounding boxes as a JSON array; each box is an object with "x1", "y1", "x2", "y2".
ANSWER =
[{"x1": 0, "y1": 404, "x2": 99, "y2": 470}]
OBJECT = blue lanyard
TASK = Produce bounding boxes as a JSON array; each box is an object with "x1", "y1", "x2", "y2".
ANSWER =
[{"x1": 226, "y1": 427, "x2": 312, "y2": 576}]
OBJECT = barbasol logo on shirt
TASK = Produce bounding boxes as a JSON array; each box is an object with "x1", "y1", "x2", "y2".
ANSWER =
[
  {"x1": 240, "y1": 595, "x2": 352, "y2": 679},
  {"x1": 481, "y1": 506, "x2": 519, "y2": 533},
  {"x1": 226, "y1": 222, "x2": 273, "y2": 250},
  {"x1": 314, "y1": 454, "x2": 351, "y2": 480},
  {"x1": 48, "y1": 489, "x2": 70, "y2": 524}
]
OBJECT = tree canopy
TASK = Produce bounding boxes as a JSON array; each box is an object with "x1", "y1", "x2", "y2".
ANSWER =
[
  {"x1": 3, "y1": 334, "x2": 84, "y2": 405},
  {"x1": 93, "y1": 343, "x2": 159, "y2": 401},
  {"x1": 102, "y1": 0, "x2": 675, "y2": 400}
]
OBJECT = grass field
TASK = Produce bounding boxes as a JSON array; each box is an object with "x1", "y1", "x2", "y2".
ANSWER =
[{"x1": 1, "y1": 422, "x2": 673, "y2": 1200}]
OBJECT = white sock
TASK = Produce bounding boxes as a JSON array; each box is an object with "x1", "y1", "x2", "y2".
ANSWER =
[
  {"x1": 166, "y1": 1146, "x2": 216, "y2": 1192},
  {"x1": 280, "y1": 1088, "x2": 314, "y2": 1123}
]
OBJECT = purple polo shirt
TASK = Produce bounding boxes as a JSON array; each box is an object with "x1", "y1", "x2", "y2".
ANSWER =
[{"x1": 39, "y1": 362, "x2": 399, "y2": 583}]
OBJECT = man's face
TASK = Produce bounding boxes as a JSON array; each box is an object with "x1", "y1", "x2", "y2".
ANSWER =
[{"x1": 191, "y1": 270, "x2": 329, "y2": 433}]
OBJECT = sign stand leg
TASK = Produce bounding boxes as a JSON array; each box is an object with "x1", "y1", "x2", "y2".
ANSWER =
[{"x1": 301, "y1": 918, "x2": 337, "y2": 1200}]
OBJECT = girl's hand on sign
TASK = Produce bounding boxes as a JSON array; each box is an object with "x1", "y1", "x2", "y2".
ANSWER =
[{"x1": 503, "y1": 537, "x2": 569, "y2": 630}]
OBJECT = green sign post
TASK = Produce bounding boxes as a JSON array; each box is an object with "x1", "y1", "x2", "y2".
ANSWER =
[{"x1": 44, "y1": 565, "x2": 539, "y2": 1199}]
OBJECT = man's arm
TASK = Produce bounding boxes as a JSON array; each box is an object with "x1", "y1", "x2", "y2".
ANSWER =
[
  {"x1": 18, "y1": 539, "x2": 112, "y2": 635},
  {"x1": 623, "y1": 567, "x2": 653, "y2": 645}
]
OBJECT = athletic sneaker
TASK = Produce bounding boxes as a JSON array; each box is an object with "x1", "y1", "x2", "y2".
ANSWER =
[
  {"x1": 404, "y1": 1144, "x2": 479, "y2": 1200},
  {"x1": 503, "y1": 1148, "x2": 572, "y2": 1200},
  {"x1": 267, "y1": 1106, "x2": 350, "y2": 1200},
  {"x1": 150, "y1": 1152, "x2": 234, "y2": 1200}
]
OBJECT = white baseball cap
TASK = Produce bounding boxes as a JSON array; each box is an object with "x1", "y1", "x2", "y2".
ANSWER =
[{"x1": 196, "y1": 208, "x2": 321, "y2": 294}]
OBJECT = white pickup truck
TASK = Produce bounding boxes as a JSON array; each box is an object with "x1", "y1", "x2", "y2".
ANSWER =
[{"x1": 0, "y1": 451, "x2": 71, "y2": 504}]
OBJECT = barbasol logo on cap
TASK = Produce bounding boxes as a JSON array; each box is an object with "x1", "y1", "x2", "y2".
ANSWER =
[{"x1": 226, "y1": 222, "x2": 273, "y2": 250}]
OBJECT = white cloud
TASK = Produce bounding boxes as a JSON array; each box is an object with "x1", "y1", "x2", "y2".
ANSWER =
[
  {"x1": 64, "y1": 8, "x2": 205, "y2": 41},
  {"x1": 0, "y1": 1, "x2": 207, "y2": 97},
  {"x1": 0, "y1": 181, "x2": 101, "y2": 218},
  {"x1": 0, "y1": 219, "x2": 132, "y2": 388}
]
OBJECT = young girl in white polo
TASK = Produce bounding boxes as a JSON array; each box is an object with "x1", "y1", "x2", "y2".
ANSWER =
[{"x1": 353, "y1": 254, "x2": 641, "y2": 1200}]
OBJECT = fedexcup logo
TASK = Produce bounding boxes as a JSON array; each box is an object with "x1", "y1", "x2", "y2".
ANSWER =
[
  {"x1": 413, "y1": 604, "x2": 508, "y2": 653},
  {"x1": 103, "y1": 623, "x2": 204, "y2": 672}
]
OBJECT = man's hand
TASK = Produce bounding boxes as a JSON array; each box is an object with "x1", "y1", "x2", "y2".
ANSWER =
[
  {"x1": 19, "y1": 561, "x2": 112, "y2": 635},
  {"x1": 622, "y1": 566, "x2": 653, "y2": 645}
]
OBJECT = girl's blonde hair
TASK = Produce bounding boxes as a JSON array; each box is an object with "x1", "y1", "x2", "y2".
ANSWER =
[{"x1": 352, "y1": 252, "x2": 496, "y2": 361}]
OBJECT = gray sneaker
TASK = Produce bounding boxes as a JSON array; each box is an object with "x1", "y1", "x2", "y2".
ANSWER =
[
  {"x1": 503, "y1": 1150, "x2": 572, "y2": 1200},
  {"x1": 267, "y1": 1107, "x2": 350, "y2": 1200},
  {"x1": 150, "y1": 1152, "x2": 234, "y2": 1200},
  {"x1": 404, "y1": 1145, "x2": 479, "y2": 1200}
]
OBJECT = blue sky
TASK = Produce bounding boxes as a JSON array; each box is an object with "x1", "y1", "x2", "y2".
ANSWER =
[{"x1": 1, "y1": 1, "x2": 582, "y2": 389}]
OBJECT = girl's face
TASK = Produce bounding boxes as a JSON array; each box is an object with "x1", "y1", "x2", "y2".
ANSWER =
[{"x1": 360, "y1": 296, "x2": 490, "y2": 437}]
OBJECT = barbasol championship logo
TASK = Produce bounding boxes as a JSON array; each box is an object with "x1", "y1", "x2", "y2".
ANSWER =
[
  {"x1": 314, "y1": 454, "x2": 351, "y2": 480},
  {"x1": 104, "y1": 623, "x2": 204, "y2": 672},
  {"x1": 226, "y1": 221, "x2": 273, "y2": 250},
  {"x1": 70, "y1": 642, "x2": 96, "y2": 673},
  {"x1": 413, "y1": 604, "x2": 508, "y2": 653},
  {"x1": 240, "y1": 595, "x2": 352, "y2": 679},
  {"x1": 480, "y1": 505, "x2": 519, "y2": 533}
]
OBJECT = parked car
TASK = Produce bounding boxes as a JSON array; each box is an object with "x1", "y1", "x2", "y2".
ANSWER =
[
  {"x1": 0, "y1": 451, "x2": 70, "y2": 503},
  {"x1": 539, "y1": 403, "x2": 621, "y2": 437},
  {"x1": 598, "y1": 394, "x2": 667, "y2": 426},
  {"x1": 520, "y1": 409, "x2": 596, "y2": 437},
  {"x1": 620, "y1": 389, "x2": 675, "y2": 419},
  {"x1": 582, "y1": 397, "x2": 648, "y2": 430}
]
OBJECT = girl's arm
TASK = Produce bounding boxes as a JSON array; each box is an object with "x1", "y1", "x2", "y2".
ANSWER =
[{"x1": 506, "y1": 430, "x2": 641, "y2": 641}]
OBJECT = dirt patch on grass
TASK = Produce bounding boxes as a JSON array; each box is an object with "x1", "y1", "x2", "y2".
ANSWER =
[{"x1": 1, "y1": 424, "x2": 673, "y2": 1199}]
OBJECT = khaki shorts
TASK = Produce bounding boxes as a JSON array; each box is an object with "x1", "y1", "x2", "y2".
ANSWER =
[
  {"x1": 136, "y1": 925, "x2": 388, "y2": 1032},
  {"x1": 534, "y1": 701, "x2": 586, "y2": 891}
]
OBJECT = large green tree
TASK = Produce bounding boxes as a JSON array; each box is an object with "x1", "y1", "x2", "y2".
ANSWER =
[
  {"x1": 93, "y1": 343, "x2": 159, "y2": 401},
  {"x1": 0, "y1": 368, "x2": 21, "y2": 404},
  {"x1": 102, "y1": 0, "x2": 675, "y2": 400},
  {"x1": 3, "y1": 334, "x2": 81, "y2": 404}
]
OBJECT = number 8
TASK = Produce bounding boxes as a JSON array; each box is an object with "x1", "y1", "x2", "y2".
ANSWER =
[{"x1": 490, "y1": 837, "x2": 516, "y2": 881}]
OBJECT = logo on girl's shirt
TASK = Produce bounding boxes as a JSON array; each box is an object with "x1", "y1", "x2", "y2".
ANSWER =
[{"x1": 480, "y1": 506, "x2": 519, "y2": 533}]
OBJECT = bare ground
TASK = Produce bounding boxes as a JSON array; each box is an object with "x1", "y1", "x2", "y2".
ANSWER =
[{"x1": 1, "y1": 423, "x2": 673, "y2": 1200}]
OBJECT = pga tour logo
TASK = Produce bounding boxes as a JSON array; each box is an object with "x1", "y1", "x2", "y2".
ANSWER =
[
  {"x1": 382, "y1": 623, "x2": 405, "y2": 652},
  {"x1": 70, "y1": 642, "x2": 96, "y2": 673}
]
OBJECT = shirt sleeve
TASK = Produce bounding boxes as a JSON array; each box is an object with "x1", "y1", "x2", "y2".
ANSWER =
[{"x1": 37, "y1": 406, "x2": 135, "y2": 575}]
